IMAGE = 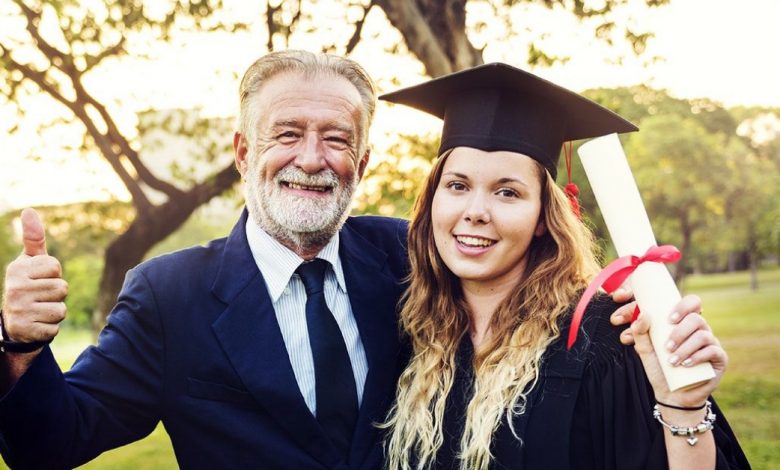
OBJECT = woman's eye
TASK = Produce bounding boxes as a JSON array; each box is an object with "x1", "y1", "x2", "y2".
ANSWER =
[
  {"x1": 446, "y1": 181, "x2": 468, "y2": 191},
  {"x1": 496, "y1": 188, "x2": 519, "y2": 198}
]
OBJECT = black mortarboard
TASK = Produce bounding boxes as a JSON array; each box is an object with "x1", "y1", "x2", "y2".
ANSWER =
[{"x1": 379, "y1": 62, "x2": 637, "y2": 179}]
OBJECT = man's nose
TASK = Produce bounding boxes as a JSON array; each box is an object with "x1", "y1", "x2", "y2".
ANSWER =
[{"x1": 294, "y1": 133, "x2": 327, "y2": 173}]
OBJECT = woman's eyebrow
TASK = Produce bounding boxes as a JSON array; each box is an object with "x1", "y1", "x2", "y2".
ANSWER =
[
  {"x1": 442, "y1": 171, "x2": 469, "y2": 179},
  {"x1": 496, "y1": 177, "x2": 529, "y2": 187}
]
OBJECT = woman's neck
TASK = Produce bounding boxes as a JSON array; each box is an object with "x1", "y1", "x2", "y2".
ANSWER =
[{"x1": 461, "y1": 278, "x2": 518, "y2": 348}]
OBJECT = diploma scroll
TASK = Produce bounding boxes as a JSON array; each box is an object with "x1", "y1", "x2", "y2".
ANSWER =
[{"x1": 578, "y1": 133, "x2": 715, "y2": 391}]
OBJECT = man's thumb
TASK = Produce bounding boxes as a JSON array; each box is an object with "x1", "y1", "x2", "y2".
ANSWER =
[{"x1": 21, "y1": 208, "x2": 47, "y2": 256}]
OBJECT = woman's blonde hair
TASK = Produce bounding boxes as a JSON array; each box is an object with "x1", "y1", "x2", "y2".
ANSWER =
[{"x1": 383, "y1": 151, "x2": 601, "y2": 470}]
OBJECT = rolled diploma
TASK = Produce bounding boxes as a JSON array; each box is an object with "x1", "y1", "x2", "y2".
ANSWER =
[{"x1": 578, "y1": 133, "x2": 715, "y2": 391}]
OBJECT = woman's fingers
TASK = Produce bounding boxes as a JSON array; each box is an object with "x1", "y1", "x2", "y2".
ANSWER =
[
  {"x1": 677, "y1": 344, "x2": 728, "y2": 369},
  {"x1": 611, "y1": 301, "x2": 637, "y2": 327},
  {"x1": 610, "y1": 286, "x2": 634, "y2": 304},
  {"x1": 667, "y1": 329, "x2": 718, "y2": 366},
  {"x1": 666, "y1": 312, "x2": 710, "y2": 354},
  {"x1": 668, "y1": 294, "x2": 702, "y2": 324}
]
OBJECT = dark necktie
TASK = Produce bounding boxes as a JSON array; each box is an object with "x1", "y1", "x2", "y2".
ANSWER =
[{"x1": 296, "y1": 259, "x2": 358, "y2": 459}]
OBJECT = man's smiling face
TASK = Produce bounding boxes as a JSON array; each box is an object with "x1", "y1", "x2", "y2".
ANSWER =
[{"x1": 236, "y1": 70, "x2": 369, "y2": 252}]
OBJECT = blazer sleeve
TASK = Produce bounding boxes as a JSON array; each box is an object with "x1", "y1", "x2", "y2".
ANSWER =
[{"x1": 0, "y1": 267, "x2": 165, "y2": 469}]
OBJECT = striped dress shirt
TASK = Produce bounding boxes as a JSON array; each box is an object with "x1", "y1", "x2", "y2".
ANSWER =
[{"x1": 245, "y1": 215, "x2": 369, "y2": 414}]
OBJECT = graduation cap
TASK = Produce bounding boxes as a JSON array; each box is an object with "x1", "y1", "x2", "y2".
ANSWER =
[{"x1": 379, "y1": 62, "x2": 637, "y2": 180}]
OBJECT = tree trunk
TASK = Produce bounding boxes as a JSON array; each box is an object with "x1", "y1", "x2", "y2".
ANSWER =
[
  {"x1": 375, "y1": 0, "x2": 483, "y2": 77},
  {"x1": 748, "y1": 234, "x2": 759, "y2": 291},
  {"x1": 674, "y1": 217, "x2": 692, "y2": 286},
  {"x1": 92, "y1": 162, "x2": 239, "y2": 333},
  {"x1": 727, "y1": 251, "x2": 737, "y2": 272},
  {"x1": 749, "y1": 254, "x2": 759, "y2": 291}
]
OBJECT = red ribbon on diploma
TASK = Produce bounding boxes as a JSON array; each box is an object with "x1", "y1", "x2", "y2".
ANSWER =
[{"x1": 567, "y1": 245, "x2": 682, "y2": 350}]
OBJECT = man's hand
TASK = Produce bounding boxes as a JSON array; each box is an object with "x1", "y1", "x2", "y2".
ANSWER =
[{"x1": 2, "y1": 208, "x2": 68, "y2": 346}]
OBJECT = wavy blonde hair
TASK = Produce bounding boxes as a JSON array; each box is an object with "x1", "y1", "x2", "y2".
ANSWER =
[{"x1": 383, "y1": 151, "x2": 601, "y2": 470}]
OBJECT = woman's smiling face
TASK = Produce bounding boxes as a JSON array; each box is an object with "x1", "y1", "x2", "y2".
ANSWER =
[{"x1": 431, "y1": 147, "x2": 547, "y2": 290}]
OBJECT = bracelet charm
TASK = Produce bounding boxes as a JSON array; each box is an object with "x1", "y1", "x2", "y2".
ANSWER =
[{"x1": 653, "y1": 400, "x2": 716, "y2": 446}]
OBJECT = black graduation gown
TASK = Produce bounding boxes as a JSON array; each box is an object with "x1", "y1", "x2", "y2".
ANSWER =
[{"x1": 435, "y1": 296, "x2": 751, "y2": 470}]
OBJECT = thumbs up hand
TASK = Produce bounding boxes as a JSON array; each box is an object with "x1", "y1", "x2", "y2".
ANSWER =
[
  {"x1": 21, "y1": 207, "x2": 48, "y2": 257},
  {"x1": 1, "y1": 209, "x2": 68, "y2": 349}
]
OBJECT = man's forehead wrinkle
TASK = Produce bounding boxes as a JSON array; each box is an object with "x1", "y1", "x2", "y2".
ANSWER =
[
  {"x1": 267, "y1": 96, "x2": 360, "y2": 117},
  {"x1": 270, "y1": 118, "x2": 304, "y2": 129},
  {"x1": 258, "y1": 72, "x2": 363, "y2": 110}
]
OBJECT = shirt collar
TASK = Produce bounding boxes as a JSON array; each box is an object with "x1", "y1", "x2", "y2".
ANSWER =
[{"x1": 244, "y1": 213, "x2": 346, "y2": 302}]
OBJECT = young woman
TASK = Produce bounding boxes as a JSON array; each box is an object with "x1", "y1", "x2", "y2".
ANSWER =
[{"x1": 380, "y1": 64, "x2": 749, "y2": 470}]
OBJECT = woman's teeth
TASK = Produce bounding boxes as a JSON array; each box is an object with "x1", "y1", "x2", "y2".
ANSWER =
[{"x1": 456, "y1": 236, "x2": 495, "y2": 247}]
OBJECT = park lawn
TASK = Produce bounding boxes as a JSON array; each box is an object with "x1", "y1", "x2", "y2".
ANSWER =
[
  {"x1": 2, "y1": 268, "x2": 778, "y2": 469},
  {"x1": 681, "y1": 267, "x2": 780, "y2": 469}
]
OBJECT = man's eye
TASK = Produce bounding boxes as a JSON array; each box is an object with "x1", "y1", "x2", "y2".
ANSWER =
[
  {"x1": 324, "y1": 137, "x2": 351, "y2": 151},
  {"x1": 277, "y1": 131, "x2": 299, "y2": 141}
]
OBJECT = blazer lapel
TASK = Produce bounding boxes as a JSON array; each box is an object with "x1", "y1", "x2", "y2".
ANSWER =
[
  {"x1": 339, "y1": 224, "x2": 406, "y2": 468},
  {"x1": 210, "y1": 211, "x2": 343, "y2": 468}
]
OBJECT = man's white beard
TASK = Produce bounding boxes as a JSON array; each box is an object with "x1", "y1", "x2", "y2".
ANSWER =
[{"x1": 245, "y1": 161, "x2": 357, "y2": 252}]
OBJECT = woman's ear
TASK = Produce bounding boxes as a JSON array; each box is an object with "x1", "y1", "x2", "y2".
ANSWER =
[{"x1": 534, "y1": 218, "x2": 547, "y2": 237}]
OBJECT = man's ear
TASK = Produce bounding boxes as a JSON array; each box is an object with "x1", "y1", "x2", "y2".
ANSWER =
[
  {"x1": 234, "y1": 132, "x2": 249, "y2": 177},
  {"x1": 356, "y1": 148, "x2": 370, "y2": 181}
]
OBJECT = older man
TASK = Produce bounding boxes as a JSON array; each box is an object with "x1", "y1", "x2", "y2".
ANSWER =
[{"x1": 0, "y1": 50, "x2": 408, "y2": 469}]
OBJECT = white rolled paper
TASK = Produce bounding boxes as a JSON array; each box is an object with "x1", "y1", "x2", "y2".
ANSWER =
[{"x1": 578, "y1": 133, "x2": 715, "y2": 391}]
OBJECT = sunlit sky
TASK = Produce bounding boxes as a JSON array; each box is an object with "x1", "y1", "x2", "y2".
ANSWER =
[{"x1": 2, "y1": 0, "x2": 779, "y2": 213}]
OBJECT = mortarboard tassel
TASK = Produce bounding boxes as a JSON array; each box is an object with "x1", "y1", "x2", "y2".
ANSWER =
[{"x1": 563, "y1": 141, "x2": 581, "y2": 219}]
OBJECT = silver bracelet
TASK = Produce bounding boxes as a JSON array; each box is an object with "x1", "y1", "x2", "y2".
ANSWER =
[{"x1": 653, "y1": 400, "x2": 716, "y2": 446}]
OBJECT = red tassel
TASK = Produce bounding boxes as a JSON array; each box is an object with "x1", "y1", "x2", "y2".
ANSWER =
[
  {"x1": 563, "y1": 142, "x2": 581, "y2": 220},
  {"x1": 564, "y1": 182, "x2": 581, "y2": 219}
]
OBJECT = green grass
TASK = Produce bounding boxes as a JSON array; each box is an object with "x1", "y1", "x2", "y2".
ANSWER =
[
  {"x1": 2, "y1": 268, "x2": 778, "y2": 469},
  {"x1": 681, "y1": 267, "x2": 780, "y2": 469}
]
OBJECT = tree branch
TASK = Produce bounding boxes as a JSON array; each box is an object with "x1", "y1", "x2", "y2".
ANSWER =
[
  {"x1": 71, "y1": 79, "x2": 186, "y2": 198},
  {"x1": 266, "y1": 0, "x2": 278, "y2": 51},
  {"x1": 13, "y1": 0, "x2": 73, "y2": 74},
  {"x1": 0, "y1": 43, "x2": 71, "y2": 108},
  {"x1": 346, "y1": 1, "x2": 375, "y2": 54},
  {"x1": 83, "y1": 37, "x2": 127, "y2": 73},
  {"x1": 10, "y1": 1, "x2": 160, "y2": 210},
  {"x1": 20, "y1": 0, "x2": 181, "y2": 199},
  {"x1": 289, "y1": 0, "x2": 303, "y2": 45},
  {"x1": 188, "y1": 159, "x2": 240, "y2": 207},
  {"x1": 1, "y1": 42, "x2": 152, "y2": 212},
  {"x1": 374, "y1": 0, "x2": 481, "y2": 77}
]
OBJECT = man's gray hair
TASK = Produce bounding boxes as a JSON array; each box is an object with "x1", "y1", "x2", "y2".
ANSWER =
[{"x1": 238, "y1": 50, "x2": 377, "y2": 156}]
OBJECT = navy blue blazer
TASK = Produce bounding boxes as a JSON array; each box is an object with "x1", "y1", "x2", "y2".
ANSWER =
[{"x1": 0, "y1": 211, "x2": 409, "y2": 469}]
